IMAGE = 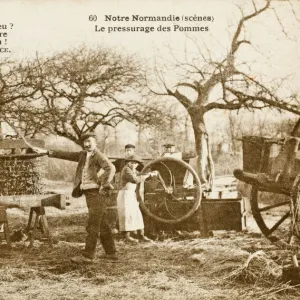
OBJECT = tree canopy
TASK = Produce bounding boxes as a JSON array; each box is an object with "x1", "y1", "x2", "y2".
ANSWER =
[
  {"x1": 146, "y1": 0, "x2": 300, "y2": 186},
  {"x1": 2, "y1": 46, "x2": 145, "y2": 144}
]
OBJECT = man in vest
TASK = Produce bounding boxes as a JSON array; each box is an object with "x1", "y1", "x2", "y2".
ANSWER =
[{"x1": 33, "y1": 132, "x2": 117, "y2": 263}]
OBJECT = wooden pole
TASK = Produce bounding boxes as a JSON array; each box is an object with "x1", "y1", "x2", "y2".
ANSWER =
[{"x1": 0, "y1": 194, "x2": 67, "y2": 209}]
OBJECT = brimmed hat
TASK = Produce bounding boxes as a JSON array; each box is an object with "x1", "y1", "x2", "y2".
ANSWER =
[
  {"x1": 163, "y1": 143, "x2": 175, "y2": 148},
  {"x1": 125, "y1": 144, "x2": 135, "y2": 149},
  {"x1": 125, "y1": 155, "x2": 143, "y2": 164},
  {"x1": 81, "y1": 131, "x2": 97, "y2": 142}
]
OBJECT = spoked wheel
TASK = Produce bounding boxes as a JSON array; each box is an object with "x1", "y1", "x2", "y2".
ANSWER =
[
  {"x1": 250, "y1": 181, "x2": 300, "y2": 251},
  {"x1": 138, "y1": 157, "x2": 202, "y2": 224}
]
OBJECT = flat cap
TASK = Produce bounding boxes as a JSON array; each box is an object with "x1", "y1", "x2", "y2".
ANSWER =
[
  {"x1": 81, "y1": 131, "x2": 97, "y2": 141},
  {"x1": 163, "y1": 143, "x2": 175, "y2": 147},
  {"x1": 125, "y1": 144, "x2": 136, "y2": 149}
]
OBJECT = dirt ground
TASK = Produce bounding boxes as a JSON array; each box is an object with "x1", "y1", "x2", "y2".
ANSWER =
[{"x1": 1, "y1": 181, "x2": 300, "y2": 300}]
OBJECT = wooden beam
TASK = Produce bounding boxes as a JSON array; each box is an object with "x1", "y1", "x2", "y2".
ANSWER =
[
  {"x1": 0, "y1": 139, "x2": 45, "y2": 149},
  {"x1": 233, "y1": 169, "x2": 291, "y2": 195},
  {"x1": 0, "y1": 194, "x2": 67, "y2": 209}
]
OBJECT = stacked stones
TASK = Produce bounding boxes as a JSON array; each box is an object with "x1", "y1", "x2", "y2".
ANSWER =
[{"x1": 0, "y1": 155, "x2": 46, "y2": 196}]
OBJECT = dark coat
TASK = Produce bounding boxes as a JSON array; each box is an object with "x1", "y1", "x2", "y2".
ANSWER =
[
  {"x1": 49, "y1": 149, "x2": 116, "y2": 198},
  {"x1": 119, "y1": 165, "x2": 143, "y2": 189},
  {"x1": 112, "y1": 159, "x2": 144, "y2": 189}
]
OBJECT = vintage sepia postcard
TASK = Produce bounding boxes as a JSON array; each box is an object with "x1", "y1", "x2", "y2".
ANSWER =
[{"x1": 1, "y1": 0, "x2": 300, "y2": 299}]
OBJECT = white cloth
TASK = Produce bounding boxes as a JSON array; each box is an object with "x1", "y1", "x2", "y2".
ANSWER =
[
  {"x1": 183, "y1": 156, "x2": 198, "y2": 187},
  {"x1": 117, "y1": 182, "x2": 144, "y2": 231}
]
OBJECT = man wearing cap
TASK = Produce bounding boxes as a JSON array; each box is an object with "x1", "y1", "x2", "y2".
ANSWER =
[
  {"x1": 161, "y1": 143, "x2": 194, "y2": 187},
  {"x1": 161, "y1": 143, "x2": 182, "y2": 159},
  {"x1": 113, "y1": 144, "x2": 143, "y2": 174},
  {"x1": 32, "y1": 131, "x2": 117, "y2": 263},
  {"x1": 125, "y1": 144, "x2": 136, "y2": 159}
]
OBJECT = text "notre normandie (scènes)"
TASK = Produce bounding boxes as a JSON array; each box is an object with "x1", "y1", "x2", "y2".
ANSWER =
[{"x1": 95, "y1": 15, "x2": 212, "y2": 33}]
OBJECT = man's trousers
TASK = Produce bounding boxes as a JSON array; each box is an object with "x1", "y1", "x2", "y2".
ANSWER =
[{"x1": 82, "y1": 189, "x2": 116, "y2": 259}]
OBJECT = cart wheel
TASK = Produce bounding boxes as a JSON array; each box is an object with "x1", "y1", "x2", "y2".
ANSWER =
[
  {"x1": 250, "y1": 184, "x2": 300, "y2": 251},
  {"x1": 137, "y1": 157, "x2": 202, "y2": 224}
]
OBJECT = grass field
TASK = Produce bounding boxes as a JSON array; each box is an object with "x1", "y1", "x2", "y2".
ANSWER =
[{"x1": 1, "y1": 181, "x2": 300, "y2": 300}]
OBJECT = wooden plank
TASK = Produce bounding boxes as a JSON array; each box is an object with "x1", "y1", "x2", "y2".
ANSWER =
[
  {"x1": 214, "y1": 189, "x2": 237, "y2": 192},
  {"x1": 0, "y1": 153, "x2": 47, "y2": 158},
  {"x1": 233, "y1": 169, "x2": 291, "y2": 195},
  {"x1": 0, "y1": 139, "x2": 45, "y2": 149},
  {"x1": 204, "y1": 191, "x2": 240, "y2": 199},
  {"x1": 214, "y1": 183, "x2": 237, "y2": 187},
  {"x1": 0, "y1": 194, "x2": 67, "y2": 209},
  {"x1": 201, "y1": 197, "x2": 247, "y2": 231}
]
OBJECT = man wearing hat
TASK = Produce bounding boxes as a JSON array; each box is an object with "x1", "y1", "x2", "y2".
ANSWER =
[
  {"x1": 125, "y1": 144, "x2": 136, "y2": 159},
  {"x1": 117, "y1": 154, "x2": 156, "y2": 242},
  {"x1": 32, "y1": 131, "x2": 117, "y2": 263},
  {"x1": 113, "y1": 144, "x2": 143, "y2": 174},
  {"x1": 161, "y1": 143, "x2": 182, "y2": 159}
]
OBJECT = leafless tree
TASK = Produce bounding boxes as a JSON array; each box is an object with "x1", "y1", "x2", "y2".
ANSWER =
[
  {"x1": 8, "y1": 46, "x2": 145, "y2": 144},
  {"x1": 2, "y1": 48, "x2": 183, "y2": 156},
  {"x1": 0, "y1": 59, "x2": 41, "y2": 131},
  {"x1": 126, "y1": 99, "x2": 179, "y2": 147},
  {"x1": 147, "y1": 0, "x2": 300, "y2": 188}
]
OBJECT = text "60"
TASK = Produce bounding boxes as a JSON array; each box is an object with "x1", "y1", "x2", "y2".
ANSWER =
[{"x1": 89, "y1": 15, "x2": 97, "y2": 21}]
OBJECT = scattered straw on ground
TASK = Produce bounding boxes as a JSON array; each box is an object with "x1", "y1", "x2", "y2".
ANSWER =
[{"x1": 2, "y1": 192, "x2": 300, "y2": 299}]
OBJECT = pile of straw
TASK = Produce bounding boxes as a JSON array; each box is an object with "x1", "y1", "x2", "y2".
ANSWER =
[{"x1": 225, "y1": 250, "x2": 281, "y2": 284}]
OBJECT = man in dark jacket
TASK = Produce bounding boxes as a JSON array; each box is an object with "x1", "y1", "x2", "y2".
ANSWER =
[{"x1": 33, "y1": 132, "x2": 117, "y2": 263}]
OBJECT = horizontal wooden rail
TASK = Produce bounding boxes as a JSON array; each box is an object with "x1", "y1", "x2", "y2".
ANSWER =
[{"x1": 0, "y1": 194, "x2": 68, "y2": 209}]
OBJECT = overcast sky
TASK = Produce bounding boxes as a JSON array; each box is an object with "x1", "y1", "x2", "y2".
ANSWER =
[{"x1": 1, "y1": 1, "x2": 299, "y2": 62}]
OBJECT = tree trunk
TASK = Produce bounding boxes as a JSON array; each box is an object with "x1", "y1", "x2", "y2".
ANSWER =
[
  {"x1": 114, "y1": 127, "x2": 118, "y2": 144},
  {"x1": 184, "y1": 114, "x2": 190, "y2": 150},
  {"x1": 169, "y1": 118, "x2": 176, "y2": 143},
  {"x1": 100, "y1": 125, "x2": 109, "y2": 152},
  {"x1": 189, "y1": 107, "x2": 215, "y2": 190},
  {"x1": 137, "y1": 125, "x2": 143, "y2": 147},
  {"x1": 291, "y1": 118, "x2": 300, "y2": 137}
]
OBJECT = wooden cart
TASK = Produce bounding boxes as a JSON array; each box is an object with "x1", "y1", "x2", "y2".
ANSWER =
[{"x1": 234, "y1": 135, "x2": 300, "y2": 252}]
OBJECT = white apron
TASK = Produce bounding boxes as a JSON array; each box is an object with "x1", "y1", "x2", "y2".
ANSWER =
[{"x1": 117, "y1": 182, "x2": 144, "y2": 232}]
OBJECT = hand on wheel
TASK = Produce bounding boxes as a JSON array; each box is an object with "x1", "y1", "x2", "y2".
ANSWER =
[{"x1": 150, "y1": 171, "x2": 159, "y2": 177}]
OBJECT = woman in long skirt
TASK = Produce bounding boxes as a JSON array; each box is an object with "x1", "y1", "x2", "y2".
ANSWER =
[{"x1": 117, "y1": 155, "x2": 156, "y2": 242}]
